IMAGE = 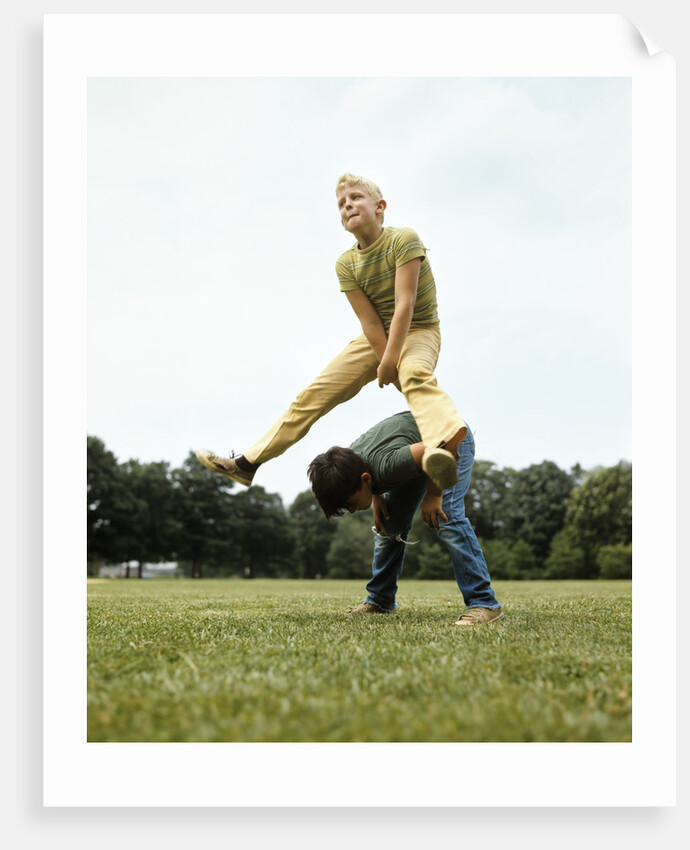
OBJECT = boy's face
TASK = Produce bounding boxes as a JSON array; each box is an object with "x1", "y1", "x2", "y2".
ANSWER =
[
  {"x1": 337, "y1": 184, "x2": 386, "y2": 235},
  {"x1": 345, "y1": 473, "x2": 373, "y2": 514}
]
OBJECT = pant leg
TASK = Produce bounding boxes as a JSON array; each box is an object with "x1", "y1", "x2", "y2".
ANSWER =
[
  {"x1": 364, "y1": 476, "x2": 429, "y2": 611},
  {"x1": 396, "y1": 325, "x2": 467, "y2": 450},
  {"x1": 436, "y1": 427, "x2": 501, "y2": 609},
  {"x1": 244, "y1": 334, "x2": 379, "y2": 465}
]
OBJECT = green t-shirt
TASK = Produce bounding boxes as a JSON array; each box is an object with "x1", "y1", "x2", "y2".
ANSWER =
[
  {"x1": 335, "y1": 226, "x2": 439, "y2": 331},
  {"x1": 350, "y1": 411, "x2": 424, "y2": 494}
]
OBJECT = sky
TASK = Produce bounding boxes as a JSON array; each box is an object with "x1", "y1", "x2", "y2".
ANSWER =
[{"x1": 87, "y1": 76, "x2": 631, "y2": 507}]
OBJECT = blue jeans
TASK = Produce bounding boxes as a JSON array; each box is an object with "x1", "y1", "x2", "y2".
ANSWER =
[{"x1": 364, "y1": 427, "x2": 501, "y2": 613}]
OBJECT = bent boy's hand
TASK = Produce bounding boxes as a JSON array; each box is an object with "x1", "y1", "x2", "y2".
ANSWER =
[
  {"x1": 421, "y1": 493, "x2": 448, "y2": 531},
  {"x1": 372, "y1": 494, "x2": 389, "y2": 534},
  {"x1": 377, "y1": 359, "x2": 399, "y2": 388}
]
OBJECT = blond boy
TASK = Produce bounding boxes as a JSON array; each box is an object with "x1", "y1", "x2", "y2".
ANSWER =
[{"x1": 197, "y1": 173, "x2": 467, "y2": 491}]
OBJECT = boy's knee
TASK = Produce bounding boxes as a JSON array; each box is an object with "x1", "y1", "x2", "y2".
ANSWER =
[
  {"x1": 375, "y1": 523, "x2": 412, "y2": 543},
  {"x1": 437, "y1": 515, "x2": 468, "y2": 539},
  {"x1": 398, "y1": 362, "x2": 433, "y2": 390}
]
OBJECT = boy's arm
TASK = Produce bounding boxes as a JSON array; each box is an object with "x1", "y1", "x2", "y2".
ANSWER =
[
  {"x1": 377, "y1": 258, "x2": 420, "y2": 388},
  {"x1": 372, "y1": 494, "x2": 389, "y2": 534},
  {"x1": 409, "y1": 441, "x2": 448, "y2": 531},
  {"x1": 344, "y1": 290, "x2": 388, "y2": 361}
]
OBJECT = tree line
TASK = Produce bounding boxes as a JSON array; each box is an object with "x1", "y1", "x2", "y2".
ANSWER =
[{"x1": 87, "y1": 437, "x2": 632, "y2": 581}]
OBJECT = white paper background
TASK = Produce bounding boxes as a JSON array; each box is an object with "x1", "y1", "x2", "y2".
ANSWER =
[
  {"x1": 3, "y1": 0, "x2": 684, "y2": 844},
  {"x1": 42, "y1": 12, "x2": 674, "y2": 809}
]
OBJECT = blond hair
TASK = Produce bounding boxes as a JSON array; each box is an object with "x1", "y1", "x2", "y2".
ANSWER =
[{"x1": 335, "y1": 173, "x2": 385, "y2": 222}]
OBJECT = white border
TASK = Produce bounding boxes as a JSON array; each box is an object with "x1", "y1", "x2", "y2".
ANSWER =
[{"x1": 44, "y1": 14, "x2": 675, "y2": 807}]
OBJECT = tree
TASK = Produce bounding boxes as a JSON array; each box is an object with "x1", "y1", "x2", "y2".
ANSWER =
[
  {"x1": 87, "y1": 438, "x2": 303, "y2": 579},
  {"x1": 543, "y1": 529, "x2": 587, "y2": 579},
  {"x1": 466, "y1": 460, "x2": 514, "y2": 541},
  {"x1": 87, "y1": 438, "x2": 151, "y2": 575},
  {"x1": 397, "y1": 513, "x2": 439, "y2": 577},
  {"x1": 415, "y1": 542, "x2": 448, "y2": 579},
  {"x1": 100, "y1": 459, "x2": 181, "y2": 578},
  {"x1": 509, "y1": 539, "x2": 538, "y2": 580},
  {"x1": 127, "y1": 460, "x2": 179, "y2": 573},
  {"x1": 325, "y1": 512, "x2": 375, "y2": 579},
  {"x1": 562, "y1": 462, "x2": 632, "y2": 577},
  {"x1": 288, "y1": 490, "x2": 337, "y2": 578},
  {"x1": 231, "y1": 486, "x2": 297, "y2": 577},
  {"x1": 597, "y1": 543, "x2": 632, "y2": 579},
  {"x1": 170, "y1": 452, "x2": 240, "y2": 578},
  {"x1": 87, "y1": 436, "x2": 121, "y2": 573},
  {"x1": 570, "y1": 463, "x2": 586, "y2": 487},
  {"x1": 502, "y1": 461, "x2": 575, "y2": 564},
  {"x1": 479, "y1": 538, "x2": 514, "y2": 580}
]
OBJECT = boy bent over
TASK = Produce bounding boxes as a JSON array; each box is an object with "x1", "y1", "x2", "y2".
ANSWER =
[{"x1": 308, "y1": 411, "x2": 503, "y2": 626}]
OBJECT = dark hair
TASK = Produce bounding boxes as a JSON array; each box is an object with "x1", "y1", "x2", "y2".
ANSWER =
[{"x1": 308, "y1": 447, "x2": 369, "y2": 519}]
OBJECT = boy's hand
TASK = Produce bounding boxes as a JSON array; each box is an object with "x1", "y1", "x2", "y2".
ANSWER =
[
  {"x1": 377, "y1": 359, "x2": 399, "y2": 388},
  {"x1": 372, "y1": 494, "x2": 389, "y2": 533},
  {"x1": 421, "y1": 492, "x2": 448, "y2": 531}
]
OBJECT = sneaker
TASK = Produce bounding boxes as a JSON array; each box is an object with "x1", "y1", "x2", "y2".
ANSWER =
[
  {"x1": 195, "y1": 449, "x2": 254, "y2": 487},
  {"x1": 347, "y1": 602, "x2": 392, "y2": 615},
  {"x1": 454, "y1": 607, "x2": 504, "y2": 626},
  {"x1": 422, "y1": 447, "x2": 458, "y2": 491}
]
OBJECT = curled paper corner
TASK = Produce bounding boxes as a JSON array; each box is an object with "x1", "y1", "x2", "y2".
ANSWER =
[{"x1": 623, "y1": 16, "x2": 666, "y2": 57}]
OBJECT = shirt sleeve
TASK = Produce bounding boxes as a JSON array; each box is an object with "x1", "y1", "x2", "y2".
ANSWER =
[
  {"x1": 336, "y1": 258, "x2": 360, "y2": 292},
  {"x1": 392, "y1": 227, "x2": 427, "y2": 268},
  {"x1": 372, "y1": 444, "x2": 421, "y2": 491}
]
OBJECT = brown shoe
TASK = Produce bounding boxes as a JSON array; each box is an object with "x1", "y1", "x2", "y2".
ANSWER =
[
  {"x1": 196, "y1": 450, "x2": 254, "y2": 487},
  {"x1": 347, "y1": 602, "x2": 392, "y2": 615},
  {"x1": 454, "y1": 607, "x2": 504, "y2": 626},
  {"x1": 422, "y1": 448, "x2": 458, "y2": 491}
]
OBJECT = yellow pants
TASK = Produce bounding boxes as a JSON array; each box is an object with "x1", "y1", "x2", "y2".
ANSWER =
[{"x1": 244, "y1": 325, "x2": 466, "y2": 464}]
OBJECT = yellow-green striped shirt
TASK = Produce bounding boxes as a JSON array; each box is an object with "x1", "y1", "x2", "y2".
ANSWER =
[{"x1": 335, "y1": 226, "x2": 439, "y2": 330}]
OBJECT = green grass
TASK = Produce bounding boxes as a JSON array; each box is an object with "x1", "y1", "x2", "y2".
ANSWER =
[{"x1": 87, "y1": 578, "x2": 631, "y2": 743}]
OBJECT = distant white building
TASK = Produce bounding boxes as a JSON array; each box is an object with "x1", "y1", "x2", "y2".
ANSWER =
[{"x1": 98, "y1": 561, "x2": 180, "y2": 579}]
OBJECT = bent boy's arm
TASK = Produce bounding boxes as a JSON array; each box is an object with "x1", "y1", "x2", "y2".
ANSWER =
[
  {"x1": 377, "y1": 258, "x2": 420, "y2": 387},
  {"x1": 372, "y1": 494, "x2": 389, "y2": 534},
  {"x1": 345, "y1": 289, "x2": 388, "y2": 361}
]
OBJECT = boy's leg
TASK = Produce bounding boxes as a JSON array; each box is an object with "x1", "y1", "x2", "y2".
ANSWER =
[
  {"x1": 397, "y1": 326, "x2": 467, "y2": 451},
  {"x1": 361, "y1": 477, "x2": 428, "y2": 611},
  {"x1": 243, "y1": 334, "x2": 379, "y2": 465},
  {"x1": 396, "y1": 325, "x2": 467, "y2": 490},
  {"x1": 436, "y1": 427, "x2": 502, "y2": 611}
]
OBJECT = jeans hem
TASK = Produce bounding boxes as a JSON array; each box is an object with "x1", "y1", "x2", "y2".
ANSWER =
[
  {"x1": 466, "y1": 603, "x2": 502, "y2": 610},
  {"x1": 363, "y1": 597, "x2": 398, "y2": 612}
]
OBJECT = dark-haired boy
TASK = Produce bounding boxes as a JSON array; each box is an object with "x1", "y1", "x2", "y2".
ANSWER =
[{"x1": 308, "y1": 411, "x2": 502, "y2": 626}]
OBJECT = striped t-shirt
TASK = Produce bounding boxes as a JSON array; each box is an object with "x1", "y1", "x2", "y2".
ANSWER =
[{"x1": 335, "y1": 226, "x2": 439, "y2": 330}]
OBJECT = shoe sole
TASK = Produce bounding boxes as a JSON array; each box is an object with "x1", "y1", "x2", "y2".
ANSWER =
[{"x1": 422, "y1": 448, "x2": 458, "y2": 490}]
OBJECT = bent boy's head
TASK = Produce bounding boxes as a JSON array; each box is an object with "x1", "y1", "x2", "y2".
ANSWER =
[
  {"x1": 308, "y1": 447, "x2": 373, "y2": 519},
  {"x1": 335, "y1": 173, "x2": 386, "y2": 226}
]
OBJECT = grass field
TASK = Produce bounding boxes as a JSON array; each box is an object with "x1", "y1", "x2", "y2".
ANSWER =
[{"x1": 87, "y1": 578, "x2": 631, "y2": 743}]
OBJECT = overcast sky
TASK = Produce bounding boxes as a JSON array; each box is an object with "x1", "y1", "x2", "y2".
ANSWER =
[{"x1": 87, "y1": 76, "x2": 631, "y2": 507}]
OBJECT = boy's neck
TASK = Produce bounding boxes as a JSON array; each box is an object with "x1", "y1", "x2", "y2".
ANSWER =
[{"x1": 354, "y1": 223, "x2": 385, "y2": 250}]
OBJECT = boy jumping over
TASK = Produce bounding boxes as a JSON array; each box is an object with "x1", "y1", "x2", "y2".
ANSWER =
[
  {"x1": 308, "y1": 411, "x2": 503, "y2": 625},
  {"x1": 197, "y1": 173, "x2": 467, "y2": 492}
]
